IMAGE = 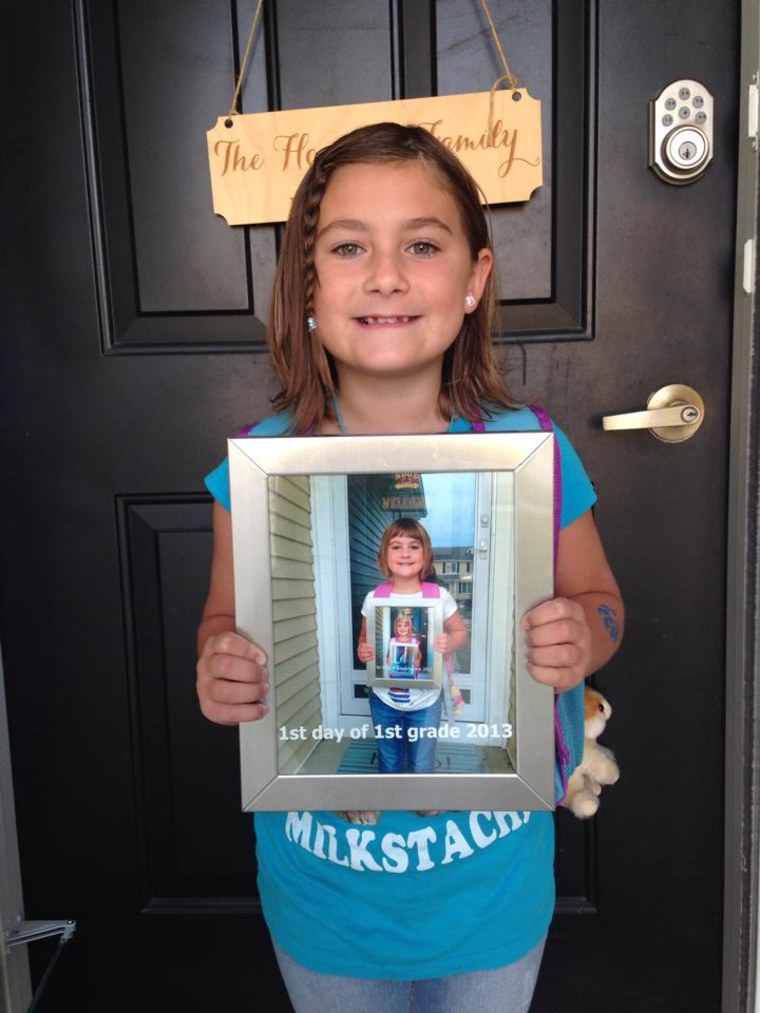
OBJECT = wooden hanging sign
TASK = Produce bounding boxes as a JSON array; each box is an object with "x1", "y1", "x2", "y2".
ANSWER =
[{"x1": 207, "y1": 90, "x2": 542, "y2": 225}]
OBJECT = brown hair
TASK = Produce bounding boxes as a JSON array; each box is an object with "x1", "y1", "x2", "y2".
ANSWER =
[
  {"x1": 268, "y1": 122, "x2": 517, "y2": 433},
  {"x1": 377, "y1": 517, "x2": 434, "y2": 580}
]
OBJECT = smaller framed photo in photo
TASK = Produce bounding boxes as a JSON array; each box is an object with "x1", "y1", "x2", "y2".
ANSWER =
[{"x1": 365, "y1": 600, "x2": 443, "y2": 690}]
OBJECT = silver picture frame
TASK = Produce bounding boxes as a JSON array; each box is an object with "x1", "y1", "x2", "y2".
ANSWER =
[{"x1": 229, "y1": 432, "x2": 555, "y2": 812}]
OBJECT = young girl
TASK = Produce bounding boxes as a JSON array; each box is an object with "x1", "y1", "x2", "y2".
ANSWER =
[
  {"x1": 384, "y1": 610, "x2": 422, "y2": 679},
  {"x1": 357, "y1": 517, "x2": 468, "y2": 773},
  {"x1": 387, "y1": 611, "x2": 420, "y2": 677},
  {"x1": 197, "y1": 122, "x2": 624, "y2": 1011}
]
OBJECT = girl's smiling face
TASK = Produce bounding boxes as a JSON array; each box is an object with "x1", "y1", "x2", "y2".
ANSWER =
[
  {"x1": 394, "y1": 616, "x2": 414, "y2": 639},
  {"x1": 386, "y1": 535, "x2": 425, "y2": 581},
  {"x1": 312, "y1": 160, "x2": 492, "y2": 386}
]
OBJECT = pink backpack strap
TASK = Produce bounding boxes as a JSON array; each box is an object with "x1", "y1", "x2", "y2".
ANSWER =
[
  {"x1": 373, "y1": 581, "x2": 441, "y2": 597},
  {"x1": 237, "y1": 420, "x2": 260, "y2": 436}
]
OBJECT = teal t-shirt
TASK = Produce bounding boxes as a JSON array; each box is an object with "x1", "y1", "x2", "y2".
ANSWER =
[
  {"x1": 256, "y1": 807, "x2": 553, "y2": 977},
  {"x1": 204, "y1": 406, "x2": 596, "y2": 979}
]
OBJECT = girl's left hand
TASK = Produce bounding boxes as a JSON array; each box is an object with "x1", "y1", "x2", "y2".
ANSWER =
[
  {"x1": 433, "y1": 633, "x2": 450, "y2": 654},
  {"x1": 357, "y1": 642, "x2": 375, "y2": 663},
  {"x1": 521, "y1": 597, "x2": 591, "y2": 691}
]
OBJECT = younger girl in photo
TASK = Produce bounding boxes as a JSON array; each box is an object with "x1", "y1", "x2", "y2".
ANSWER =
[
  {"x1": 197, "y1": 122, "x2": 624, "y2": 1011},
  {"x1": 386, "y1": 610, "x2": 420, "y2": 679},
  {"x1": 357, "y1": 517, "x2": 468, "y2": 773}
]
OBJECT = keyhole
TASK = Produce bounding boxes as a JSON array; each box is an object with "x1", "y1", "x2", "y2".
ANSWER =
[{"x1": 679, "y1": 141, "x2": 697, "y2": 161}]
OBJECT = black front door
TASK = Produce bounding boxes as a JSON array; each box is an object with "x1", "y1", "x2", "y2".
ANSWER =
[{"x1": 0, "y1": 2, "x2": 739, "y2": 1010}]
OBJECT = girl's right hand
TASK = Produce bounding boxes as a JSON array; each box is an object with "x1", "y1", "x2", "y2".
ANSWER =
[{"x1": 196, "y1": 632, "x2": 269, "y2": 725}]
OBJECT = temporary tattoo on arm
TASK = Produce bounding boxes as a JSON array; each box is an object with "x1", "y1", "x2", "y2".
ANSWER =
[{"x1": 597, "y1": 605, "x2": 620, "y2": 642}]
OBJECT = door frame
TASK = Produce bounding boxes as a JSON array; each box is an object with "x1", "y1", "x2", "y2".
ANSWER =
[
  {"x1": 724, "y1": 4, "x2": 760, "y2": 1010},
  {"x1": 0, "y1": 651, "x2": 32, "y2": 1012}
]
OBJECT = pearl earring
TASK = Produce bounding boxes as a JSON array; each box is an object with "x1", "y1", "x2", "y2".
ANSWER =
[
  {"x1": 306, "y1": 315, "x2": 318, "y2": 332},
  {"x1": 464, "y1": 294, "x2": 477, "y2": 309}
]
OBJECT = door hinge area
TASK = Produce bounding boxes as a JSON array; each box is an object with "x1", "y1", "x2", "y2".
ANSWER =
[
  {"x1": 748, "y1": 75, "x2": 759, "y2": 148},
  {"x1": 743, "y1": 239, "x2": 755, "y2": 296},
  {"x1": 4, "y1": 917, "x2": 76, "y2": 953}
]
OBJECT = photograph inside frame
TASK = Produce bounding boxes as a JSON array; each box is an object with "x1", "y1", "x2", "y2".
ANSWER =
[{"x1": 270, "y1": 468, "x2": 517, "y2": 780}]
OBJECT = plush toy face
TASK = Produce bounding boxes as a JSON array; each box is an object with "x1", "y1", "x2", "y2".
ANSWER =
[{"x1": 584, "y1": 687, "x2": 612, "y2": 741}]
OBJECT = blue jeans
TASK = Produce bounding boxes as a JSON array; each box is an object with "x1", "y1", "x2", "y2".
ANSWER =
[
  {"x1": 369, "y1": 694, "x2": 443, "y2": 772},
  {"x1": 273, "y1": 937, "x2": 546, "y2": 1012}
]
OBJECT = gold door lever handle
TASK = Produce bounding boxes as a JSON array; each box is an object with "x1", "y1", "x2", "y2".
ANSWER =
[
  {"x1": 603, "y1": 404, "x2": 702, "y2": 430},
  {"x1": 602, "y1": 384, "x2": 705, "y2": 443}
]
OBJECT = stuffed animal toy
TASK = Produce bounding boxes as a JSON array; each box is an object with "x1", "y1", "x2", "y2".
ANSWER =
[{"x1": 562, "y1": 687, "x2": 620, "y2": 819}]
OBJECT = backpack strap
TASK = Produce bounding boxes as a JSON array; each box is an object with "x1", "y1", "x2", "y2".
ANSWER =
[
  {"x1": 236, "y1": 413, "x2": 294, "y2": 437},
  {"x1": 237, "y1": 421, "x2": 260, "y2": 436},
  {"x1": 373, "y1": 581, "x2": 441, "y2": 598},
  {"x1": 526, "y1": 408, "x2": 581, "y2": 803}
]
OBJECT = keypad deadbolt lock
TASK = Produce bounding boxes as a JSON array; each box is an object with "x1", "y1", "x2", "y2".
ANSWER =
[{"x1": 649, "y1": 80, "x2": 714, "y2": 184}]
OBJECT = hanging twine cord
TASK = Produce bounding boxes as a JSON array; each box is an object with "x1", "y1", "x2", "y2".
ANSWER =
[
  {"x1": 480, "y1": 0, "x2": 520, "y2": 147},
  {"x1": 228, "y1": 0, "x2": 265, "y2": 118},
  {"x1": 226, "y1": 0, "x2": 519, "y2": 145},
  {"x1": 481, "y1": 0, "x2": 518, "y2": 91}
]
